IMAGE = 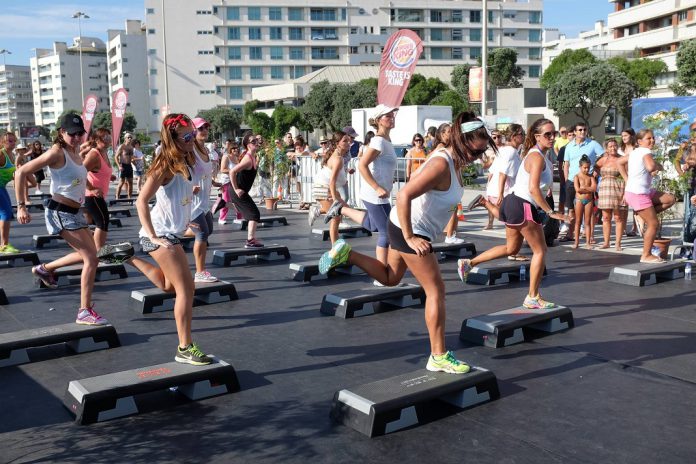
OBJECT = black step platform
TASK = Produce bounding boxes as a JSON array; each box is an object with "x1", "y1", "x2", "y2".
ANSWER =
[
  {"x1": 0, "y1": 287, "x2": 7, "y2": 305},
  {"x1": 28, "y1": 192, "x2": 51, "y2": 201},
  {"x1": 311, "y1": 225, "x2": 372, "y2": 241},
  {"x1": 131, "y1": 280, "x2": 238, "y2": 313},
  {"x1": 320, "y1": 284, "x2": 426, "y2": 318},
  {"x1": 608, "y1": 260, "x2": 688, "y2": 286},
  {"x1": 0, "y1": 323, "x2": 120, "y2": 368},
  {"x1": 431, "y1": 241, "x2": 477, "y2": 260},
  {"x1": 108, "y1": 197, "x2": 137, "y2": 206},
  {"x1": 0, "y1": 250, "x2": 40, "y2": 267},
  {"x1": 34, "y1": 263, "x2": 128, "y2": 288},
  {"x1": 212, "y1": 245, "x2": 290, "y2": 266},
  {"x1": 466, "y1": 261, "x2": 546, "y2": 285},
  {"x1": 32, "y1": 234, "x2": 65, "y2": 249},
  {"x1": 289, "y1": 261, "x2": 364, "y2": 282},
  {"x1": 109, "y1": 207, "x2": 133, "y2": 218},
  {"x1": 109, "y1": 218, "x2": 123, "y2": 228},
  {"x1": 63, "y1": 356, "x2": 240, "y2": 424},
  {"x1": 230, "y1": 215, "x2": 288, "y2": 230},
  {"x1": 460, "y1": 305, "x2": 574, "y2": 348},
  {"x1": 330, "y1": 367, "x2": 499, "y2": 437}
]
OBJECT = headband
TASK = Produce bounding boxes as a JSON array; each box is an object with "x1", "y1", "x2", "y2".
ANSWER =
[
  {"x1": 164, "y1": 114, "x2": 189, "y2": 128},
  {"x1": 460, "y1": 120, "x2": 485, "y2": 133}
]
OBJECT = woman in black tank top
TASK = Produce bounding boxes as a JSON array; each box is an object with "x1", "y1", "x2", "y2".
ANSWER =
[{"x1": 229, "y1": 133, "x2": 263, "y2": 248}]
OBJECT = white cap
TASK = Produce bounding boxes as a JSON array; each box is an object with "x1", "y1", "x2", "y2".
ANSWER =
[{"x1": 373, "y1": 104, "x2": 399, "y2": 120}]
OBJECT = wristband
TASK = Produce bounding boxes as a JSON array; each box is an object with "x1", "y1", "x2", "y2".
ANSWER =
[{"x1": 17, "y1": 202, "x2": 26, "y2": 207}]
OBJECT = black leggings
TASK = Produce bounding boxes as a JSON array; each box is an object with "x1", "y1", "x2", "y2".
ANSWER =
[
  {"x1": 229, "y1": 190, "x2": 260, "y2": 222},
  {"x1": 84, "y1": 196, "x2": 110, "y2": 231}
]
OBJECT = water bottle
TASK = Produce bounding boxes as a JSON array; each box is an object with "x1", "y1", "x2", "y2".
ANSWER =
[
  {"x1": 686, "y1": 263, "x2": 692, "y2": 281},
  {"x1": 519, "y1": 264, "x2": 526, "y2": 281},
  {"x1": 651, "y1": 246, "x2": 661, "y2": 257}
]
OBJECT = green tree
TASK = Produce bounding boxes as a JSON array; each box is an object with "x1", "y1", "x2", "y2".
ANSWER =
[
  {"x1": 246, "y1": 112, "x2": 275, "y2": 139},
  {"x1": 198, "y1": 106, "x2": 242, "y2": 141},
  {"x1": 331, "y1": 81, "x2": 378, "y2": 130},
  {"x1": 91, "y1": 111, "x2": 138, "y2": 135},
  {"x1": 547, "y1": 62, "x2": 637, "y2": 133},
  {"x1": 404, "y1": 75, "x2": 450, "y2": 105},
  {"x1": 451, "y1": 64, "x2": 472, "y2": 99},
  {"x1": 242, "y1": 100, "x2": 261, "y2": 124},
  {"x1": 540, "y1": 48, "x2": 598, "y2": 89},
  {"x1": 430, "y1": 90, "x2": 472, "y2": 116},
  {"x1": 480, "y1": 48, "x2": 525, "y2": 88},
  {"x1": 301, "y1": 80, "x2": 338, "y2": 132},
  {"x1": 608, "y1": 56, "x2": 667, "y2": 97},
  {"x1": 272, "y1": 104, "x2": 303, "y2": 140},
  {"x1": 672, "y1": 39, "x2": 696, "y2": 93}
]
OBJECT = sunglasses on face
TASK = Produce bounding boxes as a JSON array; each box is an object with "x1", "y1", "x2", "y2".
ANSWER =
[
  {"x1": 576, "y1": 128, "x2": 587, "y2": 132},
  {"x1": 414, "y1": 139, "x2": 423, "y2": 143},
  {"x1": 249, "y1": 140, "x2": 259, "y2": 145},
  {"x1": 179, "y1": 132, "x2": 195, "y2": 142},
  {"x1": 560, "y1": 131, "x2": 567, "y2": 134},
  {"x1": 68, "y1": 131, "x2": 86, "y2": 138},
  {"x1": 537, "y1": 131, "x2": 555, "y2": 140}
]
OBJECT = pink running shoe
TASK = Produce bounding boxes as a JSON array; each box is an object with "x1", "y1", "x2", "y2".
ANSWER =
[{"x1": 76, "y1": 307, "x2": 109, "y2": 325}]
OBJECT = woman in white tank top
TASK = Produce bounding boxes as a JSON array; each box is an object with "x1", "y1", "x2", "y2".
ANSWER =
[{"x1": 318, "y1": 112, "x2": 494, "y2": 375}]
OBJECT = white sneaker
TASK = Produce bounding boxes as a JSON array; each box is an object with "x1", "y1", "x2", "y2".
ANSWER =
[
  {"x1": 580, "y1": 225, "x2": 585, "y2": 235},
  {"x1": 218, "y1": 219, "x2": 227, "y2": 225},
  {"x1": 445, "y1": 235, "x2": 465, "y2": 245},
  {"x1": 194, "y1": 271, "x2": 219, "y2": 283},
  {"x1": 308, "y1": 204, "x2": 321, "y2": 227},
  {"x1": 373, "y1": 279, "x2": 385, "y2": 287},
  {"x1": 34, "y1": 189, "x2": 43, "y2": 195},
  {"x1": 559, "y1": 223, "x2": 569, "y2": 234}
]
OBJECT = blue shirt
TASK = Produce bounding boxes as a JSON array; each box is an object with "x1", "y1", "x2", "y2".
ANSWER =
[{"x1": 564, "y1": 138, "x2": 604, "y2": 181}]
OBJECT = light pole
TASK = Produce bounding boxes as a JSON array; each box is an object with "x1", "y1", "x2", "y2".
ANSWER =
[
  {"x1": 72, "y1": 11, "x2": 89, "y2": 105},
  {"x1": 0, "y1": 49, "x2": 11, "y2": 68}
]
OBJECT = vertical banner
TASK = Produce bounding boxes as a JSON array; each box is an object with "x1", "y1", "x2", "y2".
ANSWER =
[
  {"x1": 377, "y1": 29, "x2": 424, "y2": 107},
  {"x1": 111, "y1": 88, "x2": 129, "y2": 149},
  {"x1": 468, "y1": 67, "x2": 483, "y2": 102},
  {"x1": 82, "y1": 94, "x2": 99, "y2": 134}
]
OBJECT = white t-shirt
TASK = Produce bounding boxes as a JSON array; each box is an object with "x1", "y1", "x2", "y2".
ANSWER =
[
  {"x1": 625, "y1": 146, "x2": 653, "y2": 194},
  {"x1": 359, "y1": 135, "x2": 396, "y2": 205},
  {"x1": 486, "y1": 146, "x2": 520, "y2": 199}
]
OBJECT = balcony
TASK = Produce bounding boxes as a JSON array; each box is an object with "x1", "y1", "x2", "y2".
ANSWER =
[
  {"x1": 347, "y1": 33, "x2": 387, "y2": 47},
  {"x1": 608, "y1": 0, "x2": 691, "y2": 29}
]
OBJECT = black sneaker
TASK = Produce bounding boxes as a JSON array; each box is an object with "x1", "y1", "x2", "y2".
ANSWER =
[
  {"x1": 175, "y1": 343, "x2": 212, "y2": 365},
  {"x1": 323, "y1": 200, "x2": 343, "y2": 224},
  {"x1": 97, "y1": 242, "x2": 135, "y2": 264},
  {"x1": 467, "y1": 194, "x2": 484, "y2": 211},
  {"x1": 244, "y1": 238, "x2": 264, "y2": 249}
]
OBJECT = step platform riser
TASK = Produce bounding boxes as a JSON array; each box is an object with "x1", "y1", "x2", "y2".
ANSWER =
[
  {"x1": 311, "y1": 226, "x2": 372, "y2": 241},
  {"x1": 609, "y1": 261, "x2": 687, "y2": 286},
  {"x1": 432, "y1": 242, "x2": 477, "y2": 261},
  {"x1": 35, "y1": 265, "x2": 127, "y2": 289},
  {"x1": 466, "y1": 263, "x2": 546, "y2": 286},
  {"x1": 0, "y1": 252, "x2": 40, "y2": 268},
  {"x1": 320, "y1": 285, "x2": 426, "y2": 318},
  {"x1": 212, "y1": 247, "x2": 290, "y2": 267},
  {"x1": 131, "y1": 281, "x2": 238, "y2": 314},
  {"x1": 231, "y1": 216, "x2": 288, "y2": 230},
  {"x1": 289, "y1": 263, "x2": 363, "y2": 282}
]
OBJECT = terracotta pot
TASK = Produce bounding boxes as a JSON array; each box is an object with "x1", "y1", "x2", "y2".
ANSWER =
[
  {"x1": 318, "y1": 199, "x2": 332, "y2": 214},
  {"x1": 264, "y1": 198, "x2": 279, "y2": 211},
  {"x1": 653, "y1": 238, "x2": 671, "y2": 259}
]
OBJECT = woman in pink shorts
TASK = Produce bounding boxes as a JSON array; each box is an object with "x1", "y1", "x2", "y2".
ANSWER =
[{"x1": 618, "y1": 129, "x2": 675, "y2": 263}]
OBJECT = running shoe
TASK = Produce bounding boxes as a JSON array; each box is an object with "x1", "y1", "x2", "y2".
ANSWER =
[
  {"x1": 323, "y1": 200, "x2": 343, "y2": 224},
  {"x1": 32, "y1": 264, "x2": 58, "y2": 289},
  {"x1": 308, "y1": 204, "x2": 321, "y2": 227},
  {"x1": 218, "y1": 219, "x2": 227, "y2": 225},
  {"x1": 445, "y1": 235, "x2": 465, "y2": 245},
  {"x1": 457, "y1": 258, "x2": 472, "y2": 282},
  {"x1": 426, "y1": 351, "x2": 471, "y2": 374},
  {"x1": 175, "y1": 342, "x2": 212, "y2": 365},
  {"x1": 467, "y1": 194, "x2": 484, "y2": 211},
  {"x1": 34, "y1": 189, "x2": 43, "y2": 195},
  {"x1": 194, "y1": 270, "x2": 219, "y2": 283},
  {"x1": 318, "y1": 239, "x2": 351, "y2": 274},
  {"x1": 76, "y1": 307, "x2": 109, "y2": 325},
  {"x1": 245, "y1": 238, "x2": 264, "y2": 249},
  {"x1": 373, "y1": 279, "x2": 385, "y2": 287},
  {"x1": 97, "y1": 242, "x2": 135, "y2": 264},
  {"x1": 522, "y1": 295, "x2": 556, "y2": 310},
  {"x1": 2, "y1": 243, "x2": 20, "y2": 254}
]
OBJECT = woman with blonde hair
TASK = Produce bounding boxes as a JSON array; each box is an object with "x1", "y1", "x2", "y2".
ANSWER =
[{"x1": 595, "y1": 139, "x2": 628, "y2": 250}]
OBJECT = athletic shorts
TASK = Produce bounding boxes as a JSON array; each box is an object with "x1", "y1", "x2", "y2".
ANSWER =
[
  {"x1": 120, "y1": 163, "x2": 133, "y2": 179},
  {"x1": 84, "y1": 196, "x2": 110, "y2": 231},
  {"x1": 190, "y1": 210, "x2": 214, "y2": 242},
  {"x1": 499, "y1": 193, "x2": 542, "y2": 226},
  {"x1": 229, "y1": 189, "x2": 260, "y2": 222},
  {"x1": 34, "y1": 169, "x2": 45, "y2": 183},
  {"x1": 140, "y1": 234, "x2": 182, "y2": 254},
  {"x1": 361, "y1": 200, "x2": 391, "y2": 248},
  {"x1": 564, "y1": 181, "x2": 576, "y2": 210},
  {"x1": 45, "y1": 200, "x2": 88, "y2": 236},
  {"x1": 0, "y1": 188, "x2": 13, "y2": 221},
  {"x1": 387, "y1": 220, "x2": 431, "y2": 255},
  {"x1": 623, "y1": 190, "x2": 657, "y2": 212}
]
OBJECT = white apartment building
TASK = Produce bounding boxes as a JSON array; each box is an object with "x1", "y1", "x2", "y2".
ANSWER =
[
  {"x1": 30, "y1": 38, "x2": 110, "y2": 128},
  {"x1": 0, "y1": 65, "x2": 34, "y2": 132},
  {"x1": 107, "y1": 20, "x2": 151, "y2": 133},
  {"x1": 144, "y1": 0, "x2": 544, "y2": 129}
]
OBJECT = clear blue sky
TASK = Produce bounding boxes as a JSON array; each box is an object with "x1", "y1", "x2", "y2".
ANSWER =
[{"x1": 0, "y1": 0, "x2": 613, "y2": 66}]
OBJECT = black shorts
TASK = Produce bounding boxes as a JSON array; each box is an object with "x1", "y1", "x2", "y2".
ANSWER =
[
  {"x1": 387, "y1": 220, "x2": 432, "y2": 255},
  {"x1": 564, "y1": 180, "x2": 576, "y2": 210},
  {"x1": 499, "y1": 193, "x2": 542, "y2": 226},
  {"x1": 34, "y1": 169, "x2": 45, "y2": 183},
  {"x1": 84, "y1": 196, "x2": 110, "y2": 231},
  {"x1": 140, "y1": 234, "x2": 182, "y2": 254},
  {"x1": 229, "y1": 189, "x2": 261, "y2": 222},
  {"x1": 120, "y1": 163, "x2": 133, "y2": 179}
]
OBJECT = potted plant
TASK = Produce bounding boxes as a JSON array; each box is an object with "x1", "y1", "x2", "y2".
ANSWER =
[{"x1": 258, "y1": 142, "x2": 290, "y2": 210}]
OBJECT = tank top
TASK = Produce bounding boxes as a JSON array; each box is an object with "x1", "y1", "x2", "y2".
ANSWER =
[
  {"x1": 85, "y1": 149, "x2": 113, "y2": 197},
  {"x1": 389, "y1": 149, "x2": 464, "y2": 241},
  {"x1": 512, "y1": 148, "x2": 553, "y2": 208},
  {"x1": 139, "y1": 170, "x2": 193, "y2": 237},
  {"x1": 191, "y1": 147, "x2": 213, "y2": 217},
  {"x1": 316, "y1": 155, "x2": 347, "y2": 187},
  {"x1": 49, "y1": 148, "x2": 87, "y2": 204},
  {"x1": 625, "y1": 146, "x2": 652, "y2": 194},
  {"x1": 0, "y1": 149, "x2": 15, "y2": 188},
  {"x1": 236, "y1": 152, "x2": 257, "y2": 193}
]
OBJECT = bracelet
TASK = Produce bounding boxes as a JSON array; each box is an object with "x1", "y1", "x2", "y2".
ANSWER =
[{"x1": 17, "y1": 202, "x2": 26, "y2": 207}]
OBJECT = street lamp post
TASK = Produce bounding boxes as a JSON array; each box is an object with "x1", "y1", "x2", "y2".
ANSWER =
[
  {"x1": 72, "y1": 11, "x2": 90, "y2": 105},
  {"x1": 0, "y1": 49, "x2": 11, "y2": 68}
]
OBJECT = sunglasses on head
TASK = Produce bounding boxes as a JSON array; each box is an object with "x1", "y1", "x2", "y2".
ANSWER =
[{"x1": 179, "y1": 132, "x2": 195, "y2": 142}]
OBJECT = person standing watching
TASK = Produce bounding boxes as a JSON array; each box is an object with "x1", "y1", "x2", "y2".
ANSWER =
[
  {"x1": 132, "y1": 139, "x2": 145, "y2": 193},
  {"x1": 115, "y1": 132, "x2": 135, "y2": 199},
  {"x1": 0, "y1": 132, "x2": 19, "y2": 253}
]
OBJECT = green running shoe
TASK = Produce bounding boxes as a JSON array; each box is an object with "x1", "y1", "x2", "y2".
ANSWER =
[
  {"x1": 318, "y1": 239, "x2": 351, "y2": 274},
  {"x1": 426, "y1": 351, "x2": 471, "y2": 374},
  {"x1": 175, "y1": 342, "x2": 212, "y2": 365},
  {"x1": 2, "y1": 243, "x2": 20, "y2": 254}
]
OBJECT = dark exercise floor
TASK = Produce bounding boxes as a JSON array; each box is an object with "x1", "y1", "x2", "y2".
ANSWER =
[{"x1": 2, "y1": 207, "x2": 696, "y2": 463}]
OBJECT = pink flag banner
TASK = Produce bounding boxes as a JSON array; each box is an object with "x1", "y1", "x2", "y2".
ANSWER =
[
  {"x1": 468, "y1": 67, "x2": 483, "y2": 102},
  {"x1": 82, "y1": 94, "x2": 99, "y2": 134},
  {"x1": 377, "y1": 29, "x2": 424, "y2": 107},
  {"x1": 111, "y1": 88, "x2": 129, "y2": 149}
]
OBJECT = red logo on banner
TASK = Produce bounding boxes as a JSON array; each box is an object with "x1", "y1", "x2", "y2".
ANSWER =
[
  {"x1": 469, "y1": 67, "x2": 483, "y2": 102},
  {"x1": 82, "y1": 94, "x2": 99, "y2": 134},
  {"x1": 111, "y1": 88, "x2": 129, "y2": 149},
  {"x1": 378, "y1": 29, "x2": 424, "y2": 108}
]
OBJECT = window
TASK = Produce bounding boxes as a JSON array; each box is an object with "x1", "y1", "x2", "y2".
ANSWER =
[
  {"x1": 529, "y1": 29, "x2": 542, "y2": 42},
  {"x1": 150, "y1": 89, "x2": 158, "y2": 95},
  {"x1": 529, "y1": 11, "x2": 542, "y2": 24},
  {"x1": 350, "y1": 46, "x2": 358, "y2": 54},
  {"x1": 380, "y1": 27, "x2": 387, "y2": 35},
  {"x1": 503, "y1": 11, "x2": 516, "y2": 19},
  {"x1": 228, "y1": 47, "x2": 241, "y2": 60},
  {"x1": 288, "y1": 7, "x2": 303, "y2": 21},
  {"x1": 269, "y1": 7, "x2": 282, "y2": 20},
  {"x1": 452, "y1": 47, "x2": 463, "y2": 59},
  {"x1": 270, "y1": 27, "x2": 283, "y2": 40},
  {"x1": 488, "y1": 11, "x2": 494, "y2": 23},
  {"x1": 227, "y1": 7, "x2": 240, "y2": 20},
  {"x1": 196, "y1": 10, "x2": 212, "y2": 15},
  {"x1": 149, "y1": 68, "x2": 157, "y2": 75},
  {"x1": 431, "y1": 47, "x2": 444, "y2": 60},
  {"x1": 529, "y1": 47, "x2": 541, "y2": 60},
  {"x1": 311, "y1": 28, "x2": 338, "y2": 40},
  {"x1": 200, "y1": 90, "x2": 215, "y2": 95},
  {"x1": 249, "y1": 27, "x2": 262, "y2": 40},
  {"x1": 289, "y1": 47, "x2": 304, "y2": 60},
  {"x1": 146, "y1": 8, "x2": 154, "y2": 14},
  {"x1": 452, "y1": 29, "x2": 463, "y2": 41},
  {"x1": 292, "y1": 66, "x2": 306, "y2": 78},
  {"x1": 152, "y1": 109, "x2": 160, "y2": 115},
  {"x1": 311, "y1": 47, "x2": 339, "y2": 59},
  {"x1": 470, "y1": 11, "x2": 481, "y2": 23},
  {"x1": 488, "y1": 29, "x2": 494, "y2": 41},
  {"x1": 431, "y1": 29, "x2": 443, "y2": 41},
  {"x1": 197, "y1": 30, "x2": 213, "y2": 35},
  {"x1": 431, "y1": 10, "x2": 444, "y2": 23},
  {"x1": 270, "y1": 46, "x2": 283, "y2": 60},
  {"x1": 396, "y1": 9, "x2": 423, "y2": 22},
  {"x1": 249, "y1": 46, "x2": 263, "y2": 60},
  {"x1": 148, "y1": 48, "x2": 156, "y2": 55},
  {"x1": 229, "y1": 67, "x2": 242, "y2": 79},
  {"x1": 228, "y1": 27, "x2": 240, "y2": 40},
  {"x1": 503, "y1": 30, "x2": 516, "y2": 38},
  {"x1": 311, "y1": 8, "x2": 336, "y2": 21},
  {"x1": 229, "y1": 87, "x2": 243, "y2": 99},
  {"x1": 679, "y1": 10, "x2": 688, "y2": 21},
  {"x1": 350, "y1": 27, "x2": 358, "y2": 34},
  {"x1": 248, "y1": 7, "x2": 261, "y2": 20},
  {"x1": 271, "y1": 66, "x2": 284, "y2": 79},
  {"x1": 470, "y1": 47, "x2": 481, "y2": 59},
  {"x1": 199, "y1": 70, "x2": 214, "y2": 75},
  {"x1": 250, "y1": 66, "x2": 263, "y2": 79},
  {"x1": 198, "y1": 50, "x2": 214, "y2": 55},
  {"x1": 148, "y1": 28, "x2": 155, "y2": 34},
  {"x1": 452, "y1": 10, "x2": 463, "y2": 23},
  {"x1": 528, "y1": 65, "x2": 540, "y2": 78},
  {"x1": 289, "y1": 27, "x2": 303, "y2": 40}
]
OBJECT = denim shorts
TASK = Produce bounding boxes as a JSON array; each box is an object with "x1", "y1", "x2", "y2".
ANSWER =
[
  {"x1": 140, "y1": 234, "x2": 182, "y2": 254},
  {"x1": 0, "y1": 188, "x2": 13, "y2": 221},
  {"x1": 45, "y1": 203, "x2": 88, "y2": 235}
]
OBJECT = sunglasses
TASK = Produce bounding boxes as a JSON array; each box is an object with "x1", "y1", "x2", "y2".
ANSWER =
[
  {"x1": 179, "y1": 132, "x2": 195, "y2": 142},
  {"x1": 249, "y1": 140, "x2": 259, "y2": 145},
  {"x1": 576, "y1": 128, "x2": 587, "y2": 132},
  {"x1": 414, "y1": 139, "x2": 423, "y2": 143},
  {"x1": 560, "y1": 131, "x2": 567, "y2": 134},
  {"x1": 68, "y1": 131, "x2": 86, "y2": 137},
  {"x1": 537, "y1": 131, "x2": 555, "y2": 140}
]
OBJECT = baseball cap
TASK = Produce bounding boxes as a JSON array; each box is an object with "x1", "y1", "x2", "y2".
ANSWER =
[
  {"x1": 372, "y1": 104, "x2": 399, "y2": 120},
  {"x1": 192, "y1": 117, "x2": 210, "y2": 129},
  {"x1": 59, "y1": 114, "x2": 86, "y2": 135},
  {"x1": 342, "y1": 126, "x2": 358, "y2": 138}
]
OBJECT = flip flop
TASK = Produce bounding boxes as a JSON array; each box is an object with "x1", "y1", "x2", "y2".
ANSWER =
[
  {"x1": 467, "y1": 194, "x2": 483, "y2": 211},
  {"x1": 640, "y1": 257, "x2": 665, "y2": 264}
]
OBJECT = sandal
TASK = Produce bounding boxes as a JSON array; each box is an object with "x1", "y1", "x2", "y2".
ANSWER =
[{"x1": 640, "y1": 256, "x2": 665, "y2": 264}]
